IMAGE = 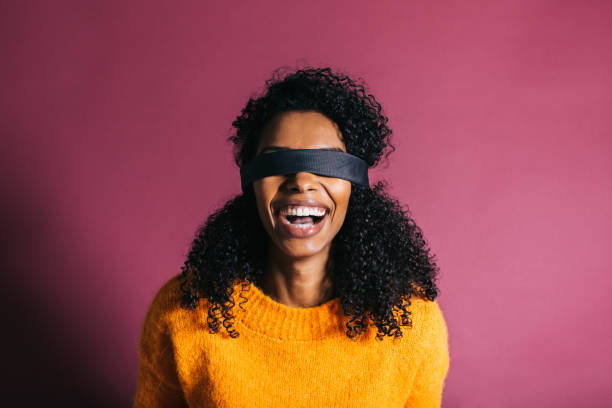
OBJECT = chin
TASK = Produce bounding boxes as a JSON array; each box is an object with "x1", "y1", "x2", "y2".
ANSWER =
[{"x1": 276, "y1": 241, "x2": 328, "y2": 258}]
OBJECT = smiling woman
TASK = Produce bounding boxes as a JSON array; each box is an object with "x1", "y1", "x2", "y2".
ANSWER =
[
  {"x1": 252, "y1": 111, "x2": 352, "y2": 302},
  {"x1": 133, "y1": 67, "x2": 450, "y2": 407}
]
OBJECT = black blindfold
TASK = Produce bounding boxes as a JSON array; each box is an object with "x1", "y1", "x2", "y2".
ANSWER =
[{"x1": 240, "y1": 149, "x2": 370, "y2": 193}]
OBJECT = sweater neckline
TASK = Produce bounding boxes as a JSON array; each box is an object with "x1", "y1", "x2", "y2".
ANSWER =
[{"x1": 233, "y1": 280, "x2": 347, "y2": 341}]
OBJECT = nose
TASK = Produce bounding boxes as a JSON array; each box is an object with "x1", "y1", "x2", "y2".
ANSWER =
[{"x1": 284, "y1": 171, "x2": 319, "y2": 192}]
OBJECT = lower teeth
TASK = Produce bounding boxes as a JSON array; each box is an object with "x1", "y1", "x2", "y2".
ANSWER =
[
  {"x1": 290, "y1": 224, "x2": 313, "y2": 228},
  {"x1": 283, "y1": 214, "x2": 324, "y2": 228}
]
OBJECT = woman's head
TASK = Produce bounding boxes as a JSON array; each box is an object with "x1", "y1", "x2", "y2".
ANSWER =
[
  {"x1": 180, "y1": 66, "x2": 440, "y2": 340},
  {"x1": 231, "y1": 67, "x2": 393, "y2": 262},
  {"x1": 252, "y1": 111, "x2": 352, "y2": 260}
]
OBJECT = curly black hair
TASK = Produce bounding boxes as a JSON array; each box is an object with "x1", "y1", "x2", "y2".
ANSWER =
[{"x1": 179, "y1": 66, "x2": 440, "y2": 341}]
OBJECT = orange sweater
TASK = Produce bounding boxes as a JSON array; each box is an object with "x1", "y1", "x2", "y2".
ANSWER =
[{"x1": 133, "y1": 274, "x2": 450, "y2": 407}]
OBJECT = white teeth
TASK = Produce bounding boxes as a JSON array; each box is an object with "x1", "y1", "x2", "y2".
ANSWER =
[
  {"x1": 288, "y1": 222, "x2": 313, "y2": 228},
  {"x1": 280, "y1": 206, "x2": 327, "y2": 217}
]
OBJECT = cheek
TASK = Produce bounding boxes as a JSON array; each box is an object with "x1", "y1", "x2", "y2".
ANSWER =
[
  {"x1": 253, "y1": 179, "x2": 279, "y2": 224},
  {"x1": 330, "y1": 181, "x2": 352, "y2": 219},
  {"x1": 252, "y1": 181, "x2": 269, "y2": 222}
]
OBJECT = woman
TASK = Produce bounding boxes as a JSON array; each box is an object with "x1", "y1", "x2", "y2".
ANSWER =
[{"x1": 133, "y1": 67, "x2": 450, "y2": 407}]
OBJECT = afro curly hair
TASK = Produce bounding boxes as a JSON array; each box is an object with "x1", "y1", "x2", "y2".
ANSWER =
[{"x1": 179, "y1": 66, "x2": 441, "y2": 341}]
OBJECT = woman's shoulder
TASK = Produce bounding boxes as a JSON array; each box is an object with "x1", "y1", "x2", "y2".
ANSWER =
[
  {"x1": 407, "y1": 296, "x2": 447, "y2": 326},
  {"x1": 142, "y1": 272, "x2": 199, "y2": 329},
  {"x1": 395, "y1": 295, "x2": 449, "y2": 348},
  {"x1": 150, "y1": 272, "x2": 183, "y2": 307}
]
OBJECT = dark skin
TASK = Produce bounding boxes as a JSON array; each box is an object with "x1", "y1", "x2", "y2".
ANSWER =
[{"x1": 252, "y1": 111, "x2": 352, "y2": 308}]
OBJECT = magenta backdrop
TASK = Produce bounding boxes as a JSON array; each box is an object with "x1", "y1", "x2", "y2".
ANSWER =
[{"x1": 2, "y1": 0, "x2": 611, "y2": 406}]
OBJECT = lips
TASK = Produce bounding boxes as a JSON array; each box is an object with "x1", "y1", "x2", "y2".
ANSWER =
[
  {"x1": 275, "y1": 209, "x2": 329, "y2": 238},
  {"x1": 272, "y1": 198, "x2": 331, "y2": 239}
]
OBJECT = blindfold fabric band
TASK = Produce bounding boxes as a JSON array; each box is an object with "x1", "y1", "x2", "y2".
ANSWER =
[{"x1": 240, "y1": 149, "x2": 370, "y2": 193}]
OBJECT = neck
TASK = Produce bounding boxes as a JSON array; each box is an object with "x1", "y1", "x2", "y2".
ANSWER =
[{"x1": 259, "y1": 244, "x2": 336, "y2": 308}]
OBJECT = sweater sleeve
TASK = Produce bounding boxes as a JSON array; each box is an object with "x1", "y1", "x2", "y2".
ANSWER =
[
  {"x1": 404, "y1": 300, "x2": 450, "y2": 408},
  {"x1": 133, "y1": 284, "x2": 189, "y2": 408}
]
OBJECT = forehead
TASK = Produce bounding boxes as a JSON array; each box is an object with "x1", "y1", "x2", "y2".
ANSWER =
[{"x1": 257, "y1": 111, "x2": 345, "y2": 151}]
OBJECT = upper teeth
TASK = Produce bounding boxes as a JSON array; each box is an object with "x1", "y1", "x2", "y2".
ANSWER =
[{"x1": 280, "y1": 206, "x2": 327, "y2": 217}]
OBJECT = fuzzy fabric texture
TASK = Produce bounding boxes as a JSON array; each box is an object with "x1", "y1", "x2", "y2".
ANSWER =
[{"x1": 133, "y1": 273, "x2": 450, "y2": 407}]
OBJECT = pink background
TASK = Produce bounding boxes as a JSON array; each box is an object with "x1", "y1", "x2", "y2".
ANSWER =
[{"x1": 2, "y1": 0, "x2": 611, "y2": 406}]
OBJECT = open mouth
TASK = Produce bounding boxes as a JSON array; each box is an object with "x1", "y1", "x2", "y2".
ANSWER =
[
  {"x1": 275, "y1": 208, "x2": 329, "y2": 237},
  {"x1": 275, "y1": 206, "x2": 330, "y2": 229}
]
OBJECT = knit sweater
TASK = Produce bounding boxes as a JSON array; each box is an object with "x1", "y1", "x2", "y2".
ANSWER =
[{"x1": 133, "y1": 273, "x2": 450, "y2": 407}]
